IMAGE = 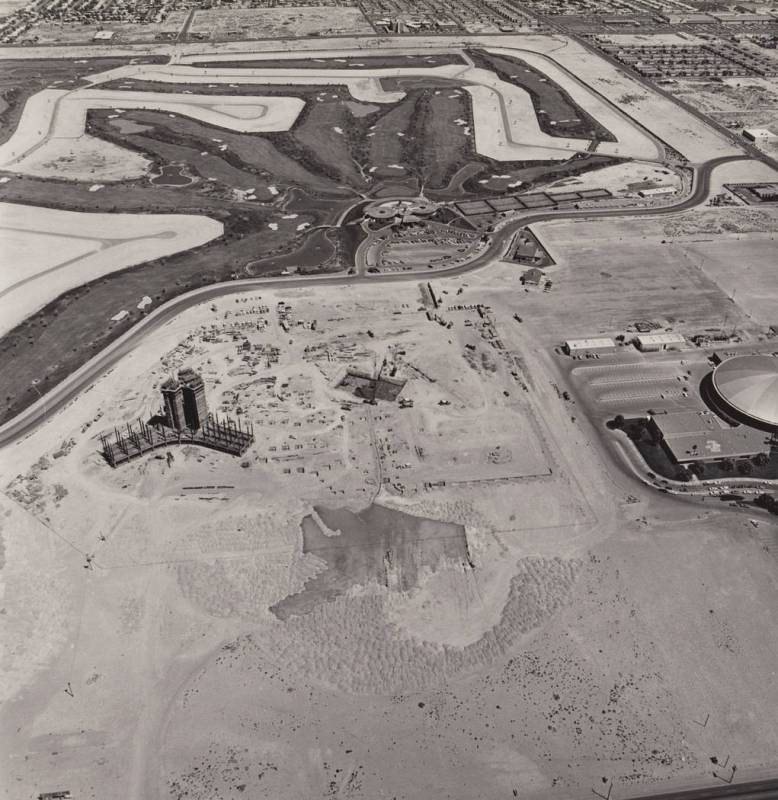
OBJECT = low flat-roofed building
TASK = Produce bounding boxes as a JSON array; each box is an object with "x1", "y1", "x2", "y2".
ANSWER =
[
  {"x1": 667, "y1": 12, "x2": 717, "y2": 23},
  {"x1": 563, "y1": 337, "x2": 616, "y2": 355},
  {"x1": 635, "y1": 332, "x2": 686, "y2": 351},
  {"x1": 648, "y1": 410, "x2": 771, "y2": 463},
  {"x1": 521, "y1": 267, "x2": 544, "y2": 286},
  {"x1": 93, "y1": 30, "x2": 115, "y2": 40},
  {"x1": 743, "y1": 127, "x2": 777, "y2": 142},
  {"x1": 712, "y1": 12, "x2": 777, "y2": 23},
  {"x1": 752, "y1": 183, "x2": 778, "y2": 200},
  {"x1": 638, "y1": 186, "x2": 676, "y2": 197}
]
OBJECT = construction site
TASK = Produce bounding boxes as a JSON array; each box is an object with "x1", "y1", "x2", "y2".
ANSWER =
[
  {"x1": 5, "y1": 193, "x2": 778, "y2": 796},
  {"x1": 2, "y1": 8, "x2": 778, "y2": 800}
]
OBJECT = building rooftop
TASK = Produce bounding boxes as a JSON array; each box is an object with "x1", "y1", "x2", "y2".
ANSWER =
[
  {"x1": 651, "y1": 409, "x2": 726, "y2": 437},
  {"x1": 565, "y1": 337, "x2": 616, "y2": 350},
  {"x1": 713, "y1": 354, "x2": 778, "y2": 426},
  {"x1": 651, "y1": 410, "x2": 771, "y2": 462},
  {"x1": 636, "y1": 332, "x2": 686, "y2": 345}
]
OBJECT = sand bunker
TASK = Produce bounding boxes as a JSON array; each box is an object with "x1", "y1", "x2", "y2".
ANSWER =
[
  {"x1": 271, "y1": 503, "x2": 471, "y2": 620},
  {"x1": 209, "y1": 103, "x2": 267, "y2": 119},
  {"x1": 0, "y1": 202, "x2": 223, "y2": 334}
]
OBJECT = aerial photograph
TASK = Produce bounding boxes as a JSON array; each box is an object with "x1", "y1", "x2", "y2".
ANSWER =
[{"x1": 0, "y1": 0, "x2": 777, "y2": 799}]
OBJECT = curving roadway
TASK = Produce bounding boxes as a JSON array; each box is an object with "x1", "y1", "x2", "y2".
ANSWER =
[
  {"x1": 625, "y1": 776, "x2": 778, "y2": 800},
  {"x1": 0, "y1": 153, "x2": 748, "y2": 448}
]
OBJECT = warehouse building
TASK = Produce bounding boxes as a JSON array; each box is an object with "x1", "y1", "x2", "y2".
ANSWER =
[
  {"x1": 743, "y1": 127, "x2": 777, "y2": 142},
  {"x1": 635, "y1": 332, "x2": 686, "y2": 351},
  {"x1": 648, "y1": 410, "x2": 771, "y2": 464},
  {"x1": 752, "y1": 184, "x2": 778, "y2": 201},
  {"x1": 563, "y1": 337, "x2": 617, "y2": 356},
  {"x1": 637, "y1": 186, "x2": 676, "y2": 198}
]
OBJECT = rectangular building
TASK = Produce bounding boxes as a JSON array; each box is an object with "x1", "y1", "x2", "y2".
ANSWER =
[
  {"x1": 743, "y1": 128, "x2": 777, "y2": 142},
  {"x1": 635, "y1": 332, "x2": 686, "y2": 351},
  {"x1": 638, "y1": 186, "x2": 676, "y2": 197},
  {"x1": 563, "y1": 337, "x2": 617, "y2": 355},
  {"x1": 712, "y1": 12, "x2": 777, "y2": 24},
  {"x1": 649, "y1": 410, "x2": 771, "y2": 464},
  {"x1": 752, "y1": 184, "x2": 778, "y2": 201}
]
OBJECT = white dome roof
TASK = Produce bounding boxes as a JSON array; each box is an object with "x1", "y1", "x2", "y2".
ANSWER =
[{"x1": 713, "y1": 355, "x2": 778, "y2": 427}]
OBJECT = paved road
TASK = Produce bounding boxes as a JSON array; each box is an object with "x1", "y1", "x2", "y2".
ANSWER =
[
  {"x1": 539, "y1": 17, "x2": 778, "y2": 175},
  {"x1": 0, "y1": 153, "x2": 748, "y2": 447},
  {"x1": 624, "y1": 776, "x2": 778, "y2": 800}
]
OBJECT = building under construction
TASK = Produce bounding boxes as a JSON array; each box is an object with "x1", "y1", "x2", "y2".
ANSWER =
[
  {"x1": 162, "y1": 367, "x2": 208, "y2": 431},
  {"x1": 100, "y1": 367, "x2": 254, "y2": 467},
  {"x1": 337, "y1": 355, "x2": 407, "y2": 404}
]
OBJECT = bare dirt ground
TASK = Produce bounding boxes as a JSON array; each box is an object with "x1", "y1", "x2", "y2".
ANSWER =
[
  {"x1": 517, "y1": 209, "x2": 777, "y2": 343},
  {"x1": 188, "y1": 6, "x2": 374, "y2": 41},
  {"x1": 2, "y1": 224, "x2": 778, "y2": 799},
  {"x1": 544, "y1": 160, "x2": 681, "y2": 195},
  {"x1": 24, "y1": 12, "x2": 190, "y2": 45}
]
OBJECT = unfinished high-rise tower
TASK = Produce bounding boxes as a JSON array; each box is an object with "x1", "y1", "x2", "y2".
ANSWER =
[{"x1": 162, "y1": 368, "x2": 208, "y2": 431}]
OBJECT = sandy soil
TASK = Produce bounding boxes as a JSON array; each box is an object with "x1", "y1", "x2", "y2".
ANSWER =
[
  {"x1": 704, "y1": 156, "x2": 778, "y2": 198},
  {"x1": 676, "y1": 236, "x2": 778, "y2": 325},
  {"x1": 522, "y1": 39, "x2": 743, "y2": 163},
  {"x1": 671, "y1": 77, "x2": 778, "y2": 116},
  {"x1": 2, "y1": 253, "x2": 778, "y2": 799},
  {"x1": 522, "y1": 206, "x2": 776, "y2": 343},
  {"x1": 24, "y1": 12, "x2": 189, "y2": 45},
  {"x1": 0, "y1": 202, "x2": 223, "y2": 334},
  {"x1": 545, "y1": 160, "x2": 681, "y2": 194},
  {"x1": 481, "y1": 47, "x2": 662, "y2": 161},
  {"x1": 188, "y1": 6, "x2": 374, "y2": 40}
]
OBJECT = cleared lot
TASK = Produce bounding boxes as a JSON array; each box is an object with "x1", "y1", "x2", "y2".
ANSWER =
[
  {"x1": 188, "y1": 6, "x2": 374, "y2": 40},
  {"x1": 498, "y1": 209, "x2": 770, "y2": 345},
  {"x1": 3, "y1": 275, "x2": 778, "y2": 800}
]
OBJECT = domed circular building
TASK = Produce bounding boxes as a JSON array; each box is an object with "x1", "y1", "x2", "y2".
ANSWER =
[{"x1": 711, "y1": 354, "x2": 778, "y2": 429}]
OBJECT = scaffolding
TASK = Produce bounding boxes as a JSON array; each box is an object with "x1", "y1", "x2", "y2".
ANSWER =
[{"x1": 99, "y1": 414, "x2": 255, "y2": 468}]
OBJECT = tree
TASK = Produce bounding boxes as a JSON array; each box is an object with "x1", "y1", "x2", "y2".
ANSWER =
[
  {"x1": 721, "y1": 458, "x2": 735, "y2": 473},
  {"x1": 689, "y1": 462, "x2": 706, "y2": 478},
  {"x1": 675, "y1": 465, "x2": 692, "y2": 482},
  {"x1": 753, "y1": 451, "x2": 769, "y2": 468},
  {"x1": 755, "y1": 494, "x2": 778, "y2": 514},
  {"x1": 737, "y1": 460, "x2": 753, "y2": 476}
]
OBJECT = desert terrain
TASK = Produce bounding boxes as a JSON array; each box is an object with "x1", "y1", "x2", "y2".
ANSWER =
[
  {"x1": 3, "y1": 175, "x2": 778, "y2": 796},
  {"x1": 1, "y1": 14, "x2": 777, "y2": 800}
]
